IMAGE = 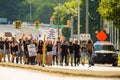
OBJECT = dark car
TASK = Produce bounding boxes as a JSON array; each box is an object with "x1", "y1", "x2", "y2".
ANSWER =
[{"x1": 92, "y1": 41, "x2": 118, "y2": 66}]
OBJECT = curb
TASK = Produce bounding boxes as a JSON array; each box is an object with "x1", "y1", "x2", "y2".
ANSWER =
[{"x1": 0, "y1": 62, "x2": 120, "y2": 78}]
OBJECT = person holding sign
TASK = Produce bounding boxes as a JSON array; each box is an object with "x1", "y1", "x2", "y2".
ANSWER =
[{"x1": 27, "y1": 39, "x2": 37, "y2": 65}]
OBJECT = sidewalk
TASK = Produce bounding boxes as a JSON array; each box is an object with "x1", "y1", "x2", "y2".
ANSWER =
[{"x1": 0, "y1": 62, "x2": 120, "y2": 78}]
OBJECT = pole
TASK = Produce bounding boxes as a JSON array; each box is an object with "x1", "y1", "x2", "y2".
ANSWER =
[
  {"x1": 100, "y1": 16, "x2": 103, "y2": 29},
  {"x1": 109, "y1": 21, "x2": 112, "y2": 42},
  {"x1": 117, "y1": 29, "x2": 119, "y2": 50},
  {"x1": 57, "y1": 4, "x2": 60, "y2": 39},
  {"x1": 71, "y1": 16, "x2": 73, "y2": 38},
  {"x1": 114, "y1": 27, "x2": 117, "y2": 49},
  {"x1": 111, "y1": 21, "x2": 113, "y2": 44},
  {"x1": 86, "y1": 0, "x2": 89, "y2": 33},
  {"x1": 78, "y1": 0, "x2": 80, "y2": 44},
  {"x1": 30, "y1": 1, "x2": 32, "y2": 24}
]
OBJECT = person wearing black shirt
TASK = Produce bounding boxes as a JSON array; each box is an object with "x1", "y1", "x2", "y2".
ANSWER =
[
  {"x1": 10, "y1": 37, "x2": 15, "y2": 63},
  {"x1": 68, "y1": 42, "x2": 74, "y2": 66},
  {"x1": 18, "y1": 39, "x2": 24, "y2": 64},
  {"x1": 60, "y1": 41, "x2": 69, "y2": 66},
  {"x1": 73, "y1": 40, "x2": 81, "y2": 66},
  {"x1": 46, "y1": 41, "x2": 53, "y2": 66},
  {"x1": 11, "y1": 38, "x2": 19, "y2": 63},
  {"x1": 4, "y1": 38, "x2": 10, "y2": 62},
  {"x1": 0, "y1": 37, "x2": 4, "y2": 62},
  {"x1": 23, "y1": 37, "x2": 29, "y2": 64},
  {"x1": 37, "y1": 40, "x2": 43, "y2": 66},
  {"x1": 28, "y1": 39, "x2": 36, "y2": 65}
]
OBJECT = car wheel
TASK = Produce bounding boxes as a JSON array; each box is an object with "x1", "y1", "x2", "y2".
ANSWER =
[{"x1": 112, "y1": 61, "x2": 118, "y2": 66}]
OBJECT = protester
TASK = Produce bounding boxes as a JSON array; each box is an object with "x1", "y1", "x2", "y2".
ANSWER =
[
  {"x1": 18, "y1": 39, "x2": 24, "y2": 64},
  {"x1": 4, "y1": 38, "x2": 11, "y2": 62},
  {"x1": 81, "y1": 43, "x2": 87, "y2": 65},
  {"x1": 73, "y1": 40, "x2": 81, "y2": 66},
  {"x1": 68, "y1": 42, "x2": 74, "y2": 66},
  {"x1": 23, "y1": 37, "x2": 29, "y2": 64},
  {"x1": 10, "y1": 37, "x2": 14, "y2": 63},
  {"x1": 46, "y1": 40, "x2": 53, "y2": 66},
  {"x1": 52, "y1": 42, "x2": 57, "y2": 65},
  {"x1": 37, "y1": 40, "x2": 43, "y2": 65},
  {"x1": 86, "y1": 39, "x2": 93, "y2": 67},
  {"x1": 0, "y1": 37, "x2": 4, "y2": 62},
  {"x1": 56, "y1": 37, "x2": 61, "y2": 65},
  {"x1": 28, "y1": 39, "x2": 36, "y2": 65},
  {"x1": 11, "y1": 38, "x2": 19, "y2": 63},
  {"x1": 60, "y1": 41, "x2": 69, "y2": 66}
]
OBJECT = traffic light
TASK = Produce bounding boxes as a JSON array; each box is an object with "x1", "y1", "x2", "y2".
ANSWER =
[
  {"x1": 15, "y1": 20, "x2": 22, "y2": 29},
  {"x1": 67, "y1": 20, "x2": 71, "y2": 28},
  {"x1": 35, "y1": 21, "x2": 40, "y2": 29}
]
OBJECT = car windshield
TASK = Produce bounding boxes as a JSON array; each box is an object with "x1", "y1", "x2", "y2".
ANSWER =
[{"x1": 94, "y1": 44, "x2": 115, "y2": 51}]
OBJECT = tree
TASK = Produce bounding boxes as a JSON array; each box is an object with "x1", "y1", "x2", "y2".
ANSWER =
[
  {"x1": 98, "y1": 0, "x2": 120, "y2": 29},
  {"x1": 0, "y1": 0, "x2": 25, "y2": 22},
  {"x1": 52, "y1": 0, "x2": 100, "y2": 41},
  {"x1": 0, "y1": 0, "x2": 69, "y2": 23},
  {"x1": 52, "y1": 0, "x2": 79, "y2": 40},
  {"x1": 62, "y1": 27, "x2": 71, "y2": 41}
]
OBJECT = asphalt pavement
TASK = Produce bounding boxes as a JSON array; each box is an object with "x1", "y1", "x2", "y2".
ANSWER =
[
  {"x1": 0, "y1": 66, "x2": 119, "y2": 80},
  {"x1": 0, "y1": 62, "x2": 120, "y2": 78}
]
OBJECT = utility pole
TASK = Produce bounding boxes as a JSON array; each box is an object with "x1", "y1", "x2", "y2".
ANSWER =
[
  {"x1": 71, "y1": 16, "x2": 73, "y2": 38},
  {"x1": 78, "y1": 0, "x2": 80, "y2": 44},
  {"x1": 86, "y1": 0, "x2": 89, "y2": 33},
  {"x1": 115, "y1": 27, "x2": 117, "y2": 49},
  {"x1": 57, "y1": 4, "x2": 60, "y2": 39},
  {"x1": 30, "y1": 1, "x2": 32, "y2": 24},
  {"x1": 117, "y1": 29, "x2": 119, "y2": 50},
  {"x1": 112, "y1": 21, "x2": 113, "y2": 44}
]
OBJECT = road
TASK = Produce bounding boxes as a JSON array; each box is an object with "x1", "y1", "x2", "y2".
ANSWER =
[
  {"x1": 50, "y1": 64, "x2": 120, "y2": 71},
  {"x1": 0, "y1": 66, "x2": 119, "y2": 80}
]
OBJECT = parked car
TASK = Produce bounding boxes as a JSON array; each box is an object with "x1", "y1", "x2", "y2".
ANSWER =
[{"x1": 92, "y1": 41, "x2": 118, "y2": 66}]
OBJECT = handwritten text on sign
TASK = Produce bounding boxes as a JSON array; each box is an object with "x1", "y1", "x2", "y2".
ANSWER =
[{"x1": 27, "y1": 44, "x2": 37, "y2": 57}]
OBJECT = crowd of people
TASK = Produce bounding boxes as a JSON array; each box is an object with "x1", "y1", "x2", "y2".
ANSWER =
[{"x1": 0, "y1": 35, "x2": 94, "y2": 67}]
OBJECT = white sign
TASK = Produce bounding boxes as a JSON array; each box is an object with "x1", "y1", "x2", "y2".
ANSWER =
[
  {"x1": 73, "y1": 34, "x2": 91, "y2": 41},
  {"x1": 47, "y1": 28, "x2": 56, "y2": 40},
  {"x1": 27, "y1": 44, "x2": 37, "y2": 57}
]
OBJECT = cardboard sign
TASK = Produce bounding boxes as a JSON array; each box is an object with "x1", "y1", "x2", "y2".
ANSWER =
[
  {"x1": 4, "y1": 32, "x2": 12, "y2": 37},
  {"x1": 27, "y1": 44, "x2": 37, "y2": 57}
]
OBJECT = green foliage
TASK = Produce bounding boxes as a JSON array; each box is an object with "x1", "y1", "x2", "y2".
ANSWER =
[
  {"x1": 98, "y1": 0, "x2": 120, "y2": 28},
  {"x1": 0, "y1": 0, "x2": 101, "y2": 41},
  {"x1": 0, "y1": 0, "x2": 24, "y2": 22},
  {"x1": 52, "y1": 0, "x2": 79, "y2": 40},
  {"x1": 53, "y1": 0, "x2": 100, "y2": 41},
  {"x1": 62, "y1": 27, "x2": 71, "y2": 41},
  {"x1": 0, "y1": 0, "x2": 70, "y2": 23},
  {"x1": 52, "y1": 0, "x2": 78, "y2": 24}
]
